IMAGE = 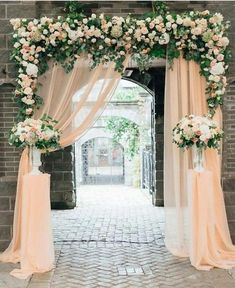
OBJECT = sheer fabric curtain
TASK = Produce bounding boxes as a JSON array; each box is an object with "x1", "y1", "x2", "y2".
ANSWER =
[
  {"x1": 35, "y1": 56, "x2": 124, "y2": 145},
  {"x1": 164, "y1": 56, "x2": 235, "y2": 268},
  {"x1": 0, "y1": 56, "x2": 125, "y2": 266}
]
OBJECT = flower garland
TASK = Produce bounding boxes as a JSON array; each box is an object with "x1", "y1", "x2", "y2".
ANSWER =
[{"x1": 10, "y1": 9, "x2": 230, "y2": 120}]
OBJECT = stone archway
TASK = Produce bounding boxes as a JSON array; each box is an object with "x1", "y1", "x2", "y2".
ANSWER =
[
  {"x1": 42, "y1": 68, "x2": 165, "y2": 209},
  {"x1": 124, "y1": 67, "x2": 166, "y2": 206}
]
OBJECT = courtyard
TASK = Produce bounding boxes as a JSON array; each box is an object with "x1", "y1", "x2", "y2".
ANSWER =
[{"x1": 1, "y1": 186, "x2": 235, "y2": 288}]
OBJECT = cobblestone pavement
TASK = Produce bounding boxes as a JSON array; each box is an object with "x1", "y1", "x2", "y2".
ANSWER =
[{"x1": 1, "y1": 185, "x2": 235, "y2": 288}]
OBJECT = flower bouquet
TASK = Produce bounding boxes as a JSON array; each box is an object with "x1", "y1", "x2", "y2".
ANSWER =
[
  {"x1": 9, "y1": 115, "x2": 61, "y2": 152},
  {"x1": 9, "y1": 115, "x2": 61, "y2": 174},
  {"x1": 172, "y1": 115, "x2": 223, "y2": 171}
]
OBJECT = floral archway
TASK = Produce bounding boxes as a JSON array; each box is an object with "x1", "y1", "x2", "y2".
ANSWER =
[
  {"x1": 1, "y1": 0, "x2": 235, "y2": 280},
  {"x1": 10, "y1": 2, "x2": 230, "y2": 121}
]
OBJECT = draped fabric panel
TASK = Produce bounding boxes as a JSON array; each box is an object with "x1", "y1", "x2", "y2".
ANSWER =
[
  {"x1": 35, "y1": 56, "x2": 123, "y2": 146},
  {"x1": 164, "y1": 56, "x2": 235, "y2": 269},
  {"x1": 0, "y1": 56, "x2": 125, "y2": 276}
]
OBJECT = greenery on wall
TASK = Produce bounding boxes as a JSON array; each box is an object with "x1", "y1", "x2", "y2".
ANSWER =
[
  {"x1": 106, "y1": 117, "x2": 140, "y2": 160},
  {"x1": 111, "y1": 86, "x2": 143, "y2": 102}
]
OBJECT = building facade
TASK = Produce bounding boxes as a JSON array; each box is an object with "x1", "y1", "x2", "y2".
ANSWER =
[{"x1": 0, "y1": 1, "x2": 235, "y2": 250}]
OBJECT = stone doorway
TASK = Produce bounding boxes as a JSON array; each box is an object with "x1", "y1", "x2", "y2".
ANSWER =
[{"x1": 42, "y1": 67, "x2": 165, "y2": 209}]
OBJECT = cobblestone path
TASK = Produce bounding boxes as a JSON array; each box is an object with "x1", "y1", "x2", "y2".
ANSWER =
[
  {"x1": 1, "y1": 185, "x2": 235, "y2": 288},
  {"x1": 29, "y1": 185, "x2": 235, "y2": 288}
]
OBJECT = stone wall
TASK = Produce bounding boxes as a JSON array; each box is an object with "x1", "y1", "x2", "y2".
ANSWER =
[{"x1": 0, "y1": 1, "x2": 235, "y2": 249}]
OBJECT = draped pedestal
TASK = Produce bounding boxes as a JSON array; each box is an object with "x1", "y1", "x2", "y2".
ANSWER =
[
  {"x1": 187, "y1": 170, "x2": 235, "y2": 270},
  {"x1": 164, "y1": 56, "x2": 235, "y2": 269},
  {"x1": 10, "y1": 174, "x2": 54, "y2": 279},
  {"x1": 0, "y1": 57, "x2": 127, "y2": 278}
]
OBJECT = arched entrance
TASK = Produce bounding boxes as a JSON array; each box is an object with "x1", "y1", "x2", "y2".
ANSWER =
[
  {"x1": 74, "y1": 77, "x2": 157, "y2": 203},
  {"x1": 42, "y1": 67, "x2": 165, "y2": 209}
]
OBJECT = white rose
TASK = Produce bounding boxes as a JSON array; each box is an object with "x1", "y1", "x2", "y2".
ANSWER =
[
  {"x1": 174, "y1": 133, "x2": 181, "y2": 143},
  {"x1": 68, "y1": 29, "x2": 78, "y2": 41},
  {"x1": 14, "y1": 42, "x2": 21, "y2": 48},
  {"x1": 19, "y1": 38, "x2": 26, "y2": 44},
  {"x1": 191, "y1": 26, "x2": 202, "y2": 35},
  {"x1": 210, "y1": 62, "x2": 225, "y2": 75},
  {"x1": 21, "y1": 97, "x2": 35, "y2": 105},
  {"x1": 183, "y1": 17, "x2": 193, "y2": 27},
  {"x1": 26, "y1": 63, "x2": 38, "y2": 77},
  {"x1": 159, "y1": 33, "x2": 170, "y2": 45},
  {"x1": 26, "y1": 108, "x2": 33, "y2": 115},
  {"x1": 104, "y1": 38, "x2": 111, "y2": 44},
  {"x1": 218, "y1": 37, "x2": 229, "y2": 47},
  {"x1": 23, "y1": 87, "x2": 33, "y2": 95},
  {"x1": 199, "y1": 124, "x2": 210, "y2": 135},
  {"x1": 19, "y1": 134, "x2": 26, "y2": 142},
  {"x1": 99, "y1": 13, "x2": 104, "y2": 20},
  {"x1": 176, "y1": 17, "x2": 183, "y2": 25},
  {"x1": 21, "y1": 61, "x2": 27, "y2": 67},
  {"x1": 10, "y1": 18, "x2": 21, "y2": 30},
  {"x1": 216, "y1": 90, "x2": 223, "y2": 95},
  {"x1": 213, "y1": 75, "x2": 220, "y2": 82},
  {"x1": 166, "y1": 22, "x2": 172, "y2": 29},
  {"x1": 200, "y1": 134, "x2": 209, "y2": 142},
  {"x1": 217, "y1": 54, "x2": 224, "y2": 61}
]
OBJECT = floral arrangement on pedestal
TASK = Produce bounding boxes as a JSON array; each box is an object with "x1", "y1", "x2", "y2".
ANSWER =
[
  {"x1": 172, "y1": 115, "x2": 223, "y2": 171},
  {"x1": 9, "y1": 1, "x2": 230, "y2": 121},
  {"x1": 9, "y1": 115, "x2": 61, "y2": 152},
  {"x1": 172, "y1": 115, "x2": 223, "y2": 150}
]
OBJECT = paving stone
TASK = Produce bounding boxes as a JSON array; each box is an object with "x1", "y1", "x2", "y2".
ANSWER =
[{"x1": 1, "y1": 185, "x2": 235, "y2": 287}]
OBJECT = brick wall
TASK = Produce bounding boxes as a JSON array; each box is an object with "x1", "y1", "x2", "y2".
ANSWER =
[
  {"x1": 41, "y1": 146, "x2": 76, "y2": 209},
  {"x1": 0, "y1": 1, "x2": 235, "y2": 249}
]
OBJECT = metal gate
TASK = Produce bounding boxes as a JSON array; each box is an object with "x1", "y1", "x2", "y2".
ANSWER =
[
  {"x1": 81, "y1": 137, "x2": 124, "y2": 185},
  {"x1": 142, "y1": 146, "x2": 153, "y2": 195}
]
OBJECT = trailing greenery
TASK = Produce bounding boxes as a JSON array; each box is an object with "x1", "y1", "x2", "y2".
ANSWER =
[{"x1": 106, "y1": 117, "x2": 139, "y2": 160}]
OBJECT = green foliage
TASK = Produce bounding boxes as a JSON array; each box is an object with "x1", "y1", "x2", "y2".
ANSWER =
[
  {"x1": 64, "y1": 1, "x2": 86, "y2": 20},
  {"x1": 112, "y1": 87, "x2": 142, "y2": 102},
  {"x1": 152, "y1": 1, "x2": 169, "y2": 15},
  {"x1": 105, "y1": 117, "x2": 139, "y2": 160}
]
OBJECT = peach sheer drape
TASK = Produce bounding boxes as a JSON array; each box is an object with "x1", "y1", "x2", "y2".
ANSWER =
[
  {"x1": 35, "y1": 56, "x2": 124, "y2": 145},
  {"x1": 164, "y1": 56, "x2": 235, "y2": 269},
  {"x1": 0, "y1": 56, "x2": 124, "y2": 278}
]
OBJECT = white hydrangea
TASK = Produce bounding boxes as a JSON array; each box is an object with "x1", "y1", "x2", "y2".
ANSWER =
[
  {"x1": 111, "y1": 25, "x2": 123, "y2": 38},
  {"x1": 26, "y1": 63, "x2": 38, "y2": 77},
  {"x1": 210, "y1": 62, "x2": 225, "y2": 75}
]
